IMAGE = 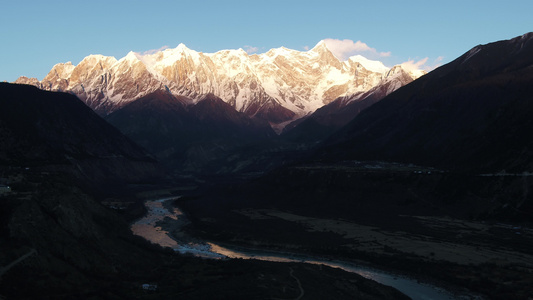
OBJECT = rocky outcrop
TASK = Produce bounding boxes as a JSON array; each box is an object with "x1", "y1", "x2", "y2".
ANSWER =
[{"x1": 13, "y1": 76, "x2": 41, "y2": 87}]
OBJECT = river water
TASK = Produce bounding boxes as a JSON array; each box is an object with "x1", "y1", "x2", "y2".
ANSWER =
[{"x1": 131, "y1": 197, "x2": 477, "y2": 300}]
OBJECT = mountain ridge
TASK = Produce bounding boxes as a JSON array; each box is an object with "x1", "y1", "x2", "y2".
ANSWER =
[
  {"x1": 105, "y1": 90, "x2": 277, "y2": 175},
  {"x1": 318, "y1": 32, "x2": 533, "y2": 173},
  {"x1": 0, "y1": 82, "x2": 162, "y2": 186},
  {"x1": 16, "y1": 41, "x2": 424, "y2": 130},
  {"x1": 282, "y1": 65, "x2": 416, "y2": 143}
]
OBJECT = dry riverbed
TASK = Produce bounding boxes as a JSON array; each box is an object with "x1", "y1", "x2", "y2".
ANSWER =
[{"x1": 234, "y1": 208, "x2": 533, "y2": 266}]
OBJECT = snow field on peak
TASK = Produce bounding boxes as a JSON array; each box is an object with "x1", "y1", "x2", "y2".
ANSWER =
[
  {"x1": 36, "y1": 42, "x2": 424, "y2": 128},
  {"x1": 49, "y1": 62, "x2": 76, "y2": 80},
  {"x1": 348, "y1": 55, "x2": 390, "y2": 73}
]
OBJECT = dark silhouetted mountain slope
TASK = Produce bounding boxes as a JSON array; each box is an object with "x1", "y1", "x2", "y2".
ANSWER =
[
  {"x1": 282, "y1": 66, "x2": 415, "y2": 144},
  {"x1": 104, "y1": 90, "x2": 194, "y2": 159},
  {"x1": 106, "y1": 91, "x2": 277, "y2": 175},
  {"x1": 188, "y1": 93, "x2": 276, "y2": 140},
  {"x1": 0, "y1": 83, "x2": 161, "y2": 185},
  {"x1": 319, "y1": 32, "x2": 533, "y2": 173}
]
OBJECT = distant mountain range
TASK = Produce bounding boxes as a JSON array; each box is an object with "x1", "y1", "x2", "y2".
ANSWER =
[
  {"x1": 15, "y1": 41, "x2": 423, "y2": 132},
  {"x1": 11, "y1": 33, "x2": 533, "y2": 176}
]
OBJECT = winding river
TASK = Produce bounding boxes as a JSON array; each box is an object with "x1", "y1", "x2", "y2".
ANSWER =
[{"x1": 132, "y1": 197, "x2": 477, "y2": 300}]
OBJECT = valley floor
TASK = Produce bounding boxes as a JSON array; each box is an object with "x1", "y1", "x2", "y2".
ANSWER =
[
  {"x1": 175, "y1": 164, "x2": 533, "y2": 300},
  {"x1": 178, "y1": 207, "x2": 533, "y2": 299},
  {"x1": 0, "y1": 169, "x2": 411, "y2": 299}
]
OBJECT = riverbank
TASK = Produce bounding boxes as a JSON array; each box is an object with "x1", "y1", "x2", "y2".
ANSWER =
[
  {"x1": 126, "y1": 196, "x2": 416, "y2": 299},
  {"x1": 172, "y1": 166, "x2": 533, "y2": 300},
  {"x1": 0, "y1": 176, "x2": 414, "y2": 299},
  {"x1": 135, "y1": 197, "x2": 477, "y2": 300},
  {"x1": 178, "y1": 195, "x2": 533, "y2": 299},
  {"x1": 189, "y1": 231, "x2": 482, "y2": 300}
]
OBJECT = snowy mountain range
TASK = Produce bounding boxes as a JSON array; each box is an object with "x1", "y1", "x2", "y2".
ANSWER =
[{"x1": 16, "y1": 41, "x2": 424, "y2": 131}]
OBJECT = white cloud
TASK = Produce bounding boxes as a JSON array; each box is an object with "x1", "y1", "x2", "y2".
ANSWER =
[
  {"x1": 323, "y1": 38, "x2": 391, "y2": 61},
  {"x1": 401, "y1": 56, "x2": 445, "y2": 72},
  {"x1": 303, "y1": 45, "x2": 310, "y2": 51},
  {"x1": 401, "y1": 57, "x2": 428, "y2": 72},
  {"x1": 428, "y1": 56, "x2": 444, "y2": 70},
  {"x1": 141, "y1": 46, "x2": 170, "y2": 55},
  {"x1": 243, "y1": 45, "x2": 259, "y2": 54}
]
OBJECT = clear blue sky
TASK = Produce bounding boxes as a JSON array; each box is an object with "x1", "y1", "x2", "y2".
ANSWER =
[{"x1": 2, "y1": 0, "x2": 532, "y2": 82}]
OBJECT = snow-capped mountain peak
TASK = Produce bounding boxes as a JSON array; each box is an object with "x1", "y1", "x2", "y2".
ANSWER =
[
  {"x1": 311, "y1": 40, "x2": 329, "y2": 51},
  {"x1": 19, "y1": 42, "x2": 425, "y2": 129},
  {"x1": 175, "y1": 43, "x2": 190, "y2": 52},
  {"x1": 349, "y1": 55, "x2": 390, "y2": 73},
  {"x1": 121, "y1": 51, "x2": 142, "y2": 63},
  {"x1": 80, "y1": 54, "x2": 118, "y2": 66},
  {"x1": 44, "y1": 62, "x2": 75, "y2": 81}
]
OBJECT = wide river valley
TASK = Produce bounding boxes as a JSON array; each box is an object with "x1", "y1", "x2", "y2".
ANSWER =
[{"x1": 131, "y1": 197, "x2": 480, "y2": 300}]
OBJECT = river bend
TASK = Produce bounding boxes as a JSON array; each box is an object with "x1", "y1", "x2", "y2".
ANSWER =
[{"x1": 132, "y1": 197, "x2": 476, "y2": 300}]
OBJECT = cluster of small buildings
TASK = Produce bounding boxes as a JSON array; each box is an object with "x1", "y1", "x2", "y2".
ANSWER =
[
  {"x1": 0, "y1": 184, "x2": 10, "y2": 195},
  {"x1": 0, "y1": 177, "x2": 11, "y2": 195}
]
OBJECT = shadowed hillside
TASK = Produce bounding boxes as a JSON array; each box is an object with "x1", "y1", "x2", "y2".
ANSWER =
[
  {"x1": 0, "y1": 83, "x2": 162, "y2": 187},
  {"x1": 319, "y1": 33, "x2": 533, "y2": 173}
]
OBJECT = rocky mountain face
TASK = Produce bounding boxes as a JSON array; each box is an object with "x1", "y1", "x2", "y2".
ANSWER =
[
  {"x1": 319, "y1": 32, "x2": 533, "y2": 173},
  {"x1": 16, "y1": 42, "x2": 422, "y2": 130},
  {"x1": 0, "y1": 83, "x2": 162, "y2": 187},
  {"x1": 282, "y1": 65, "x2": 415, "y2": 143},
  {"x1": 13, "y1": 42, "x2": 424, "y2": 176}
]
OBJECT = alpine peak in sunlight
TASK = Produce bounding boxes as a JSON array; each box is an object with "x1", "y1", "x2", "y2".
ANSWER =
[{"x1": 15, "y1": 41, "x2": 424, "y2": 131}]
